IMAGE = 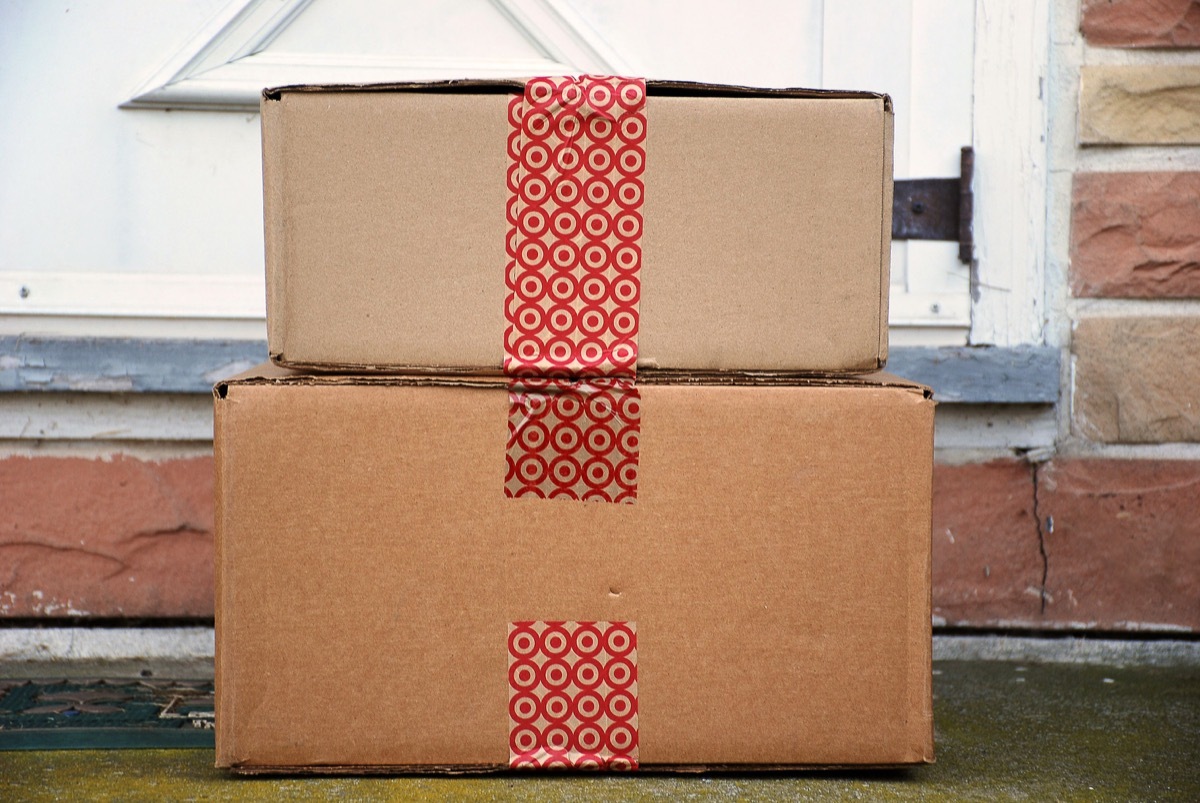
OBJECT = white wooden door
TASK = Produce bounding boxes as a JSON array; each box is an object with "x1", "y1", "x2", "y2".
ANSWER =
[
  {"x1": 2, "y1": 0, "x2": 975, "y2": 345},
  {"x1": 821, "y1": 1, "x2": 974, "y2": 345},
  {"x1": 568, "y1": 0, "x2": 975, "y2": 344}
]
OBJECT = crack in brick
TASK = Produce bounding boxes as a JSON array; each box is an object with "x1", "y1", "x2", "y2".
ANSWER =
[
  {"x1": 0, "y1": 539, "x2": 132, "y2": 587},
  {"x1": 0, "y1": 539, "x2": 127, "y2": 568},
  {"x1": 1130, "y1": 260, "x2": 1200, "y2": 276},
  {"x1": 1031, "y1": 462, "x2": 1050, "y2": 615}
]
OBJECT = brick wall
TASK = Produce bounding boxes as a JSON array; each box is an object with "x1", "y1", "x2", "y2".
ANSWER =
[
  {"x1": 1056, "y1": 0, "x2": 1200, "y2": 631},
  {"x1": 6, "y1": 451, "x2": 1193, "y2": 631},
  {"x1": 1, "y1": 454, "x2": 214, "y2": 619},
  {"x1": 921, "y1": 0, "x2": 1199, "y2": 635}
]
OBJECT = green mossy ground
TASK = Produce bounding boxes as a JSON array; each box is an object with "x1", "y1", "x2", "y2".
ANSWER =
[{"x1": 2, "y1": 660, "x2": 1197, "y2": 801}]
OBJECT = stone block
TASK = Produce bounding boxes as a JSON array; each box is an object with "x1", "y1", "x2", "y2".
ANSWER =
[
  {"x1": 1071, "y1": 172, "x2": 1200, "y2": 298},
  {"x1": 1080, "y1": 65, "x2": 1200, "y2": 145},
  {"x1": 0, "y1": 455, "x2": 214, "y2": 618},
  {"x1": 1081, "y1": 0, "x2": 1200, "y2": 48},
  {"x1": 932, "y1": 461, "x2": 1044, "y2": 626},
  {"x1": 1073, "y1": 316, "x2": 1200, "y2": 442}
]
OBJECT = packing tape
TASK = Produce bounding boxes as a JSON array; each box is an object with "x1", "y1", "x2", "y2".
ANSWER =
[
  {"x1": 508, "y1": 621, "x2": 640, "y2": 770},
  {"x1": 503, "y1": 76, "x2": 647, "y2": 378},
  {"x1": 503, "y1": 77, "x2": 646, "y2": 505},
  {"x1": 505, "y1": 378, "x2": 640, "y2": 504}
]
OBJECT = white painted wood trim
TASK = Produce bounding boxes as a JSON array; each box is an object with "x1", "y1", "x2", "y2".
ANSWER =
[
  {"x1": 127, "y1": 56, "x2": 570, "y2": 111},
  {"x1": 969, "y1": 0, "x2": 1050, "y2": 346},
  {"x1": 0, "y1": 272, "x2": 264, "y2": 319},
  {"x1": 120, "y1": 0, "x2": 622, "y2": 112},
  {"x1": 3, "y1": 269, "x2": 969, "y2": 331},
  {"x1": 889, "y1": 327, "x2": 969, "y2": 347},
  {"x1": 491, "y1": 0, "x2": 634, "y2": 74},
  {"x1": 0, "y1": 394, "x2": 215, "y2": 441},
  {"x1": 0, "y1": 389, "x2": 1057, "y2": 445},
  {"x1": 121, "y1": 0, "x2": 307, "y2": 110},
  {"x1": 890, "y1": 291, "x2": 972, "y2": 328}
]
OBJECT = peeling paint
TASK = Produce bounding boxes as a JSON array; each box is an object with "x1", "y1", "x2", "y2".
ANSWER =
[
  {"x1": 203, "y1": 360, "x2": 258, "y2": 385},
  {"x1": 0, "y1": 337, "x2": 267, "y2": 394},
  {"x1": 1031, "y1": 462, "x2": 1050, "y2": 614}
]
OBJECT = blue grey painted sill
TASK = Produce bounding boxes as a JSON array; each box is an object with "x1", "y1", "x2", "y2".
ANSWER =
[{"x1": 0, "y1": 337, "x2": 1059, "y2": 404}]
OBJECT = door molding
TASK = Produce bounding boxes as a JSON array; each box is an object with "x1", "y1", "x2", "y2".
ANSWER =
[{"x1": 121, "y1": 0, "x2": 627, "y2": 112}]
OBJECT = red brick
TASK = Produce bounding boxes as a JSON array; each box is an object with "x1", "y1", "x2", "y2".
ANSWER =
[
  {"x1": 0, "y1": 455, "x2": 214, "y2": 618},
  {"x1": 1039, "y1": 459, "x2": 1200, "y2": 631},
  {"x1": 1082, "y1": 0, "x2": 1200, "y2": 47},
  {"x1": 1071, "y1": 172, "x2": 1200, "y2": 298},
  {"x1": 3, "y1": 453, "x2": 1195, "y2": 634},
  {"x1": 932, "y1": 461, "x2": 1044, "y2": 627}
]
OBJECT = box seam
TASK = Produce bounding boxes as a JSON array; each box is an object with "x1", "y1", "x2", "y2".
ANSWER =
[
  {"x1": 263, "y1": 79, "x2": 888, "y2": 102},
  {"x1": 218, "y1": 366, "x2": 931, "y2": 393}
]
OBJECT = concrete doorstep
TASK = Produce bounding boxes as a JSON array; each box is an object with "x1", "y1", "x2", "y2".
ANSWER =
[
  {"x1": 2, "y1": 627, "x2": 1199, "y2": 679},
  {"x1": 0, "y1": 627, "x2": 215, "y2": 680}
]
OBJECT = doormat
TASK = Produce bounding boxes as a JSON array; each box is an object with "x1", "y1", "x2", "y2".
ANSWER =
[{"x1": 0, "y1": 678, "x2": 214, "y2": 750}]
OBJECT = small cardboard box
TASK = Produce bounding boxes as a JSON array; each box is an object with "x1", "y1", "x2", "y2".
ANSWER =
[
  {"x1": 262, "y1": 81, "x2": 894, "y2": 375},
  {"x1": 214, "y1": 365, "x2": 934, "y2": 772}
]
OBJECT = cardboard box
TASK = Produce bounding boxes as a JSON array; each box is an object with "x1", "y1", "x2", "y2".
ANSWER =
[
  {"x1": 262, "y1": 80, "x2": 894, "y2": 375},
  {"x1": 214, "y1": 365, "x2": 934, "y2": 772}
]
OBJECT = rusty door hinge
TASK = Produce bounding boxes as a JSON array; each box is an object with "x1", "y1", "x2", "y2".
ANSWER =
[{"x1": 892, "y1": 146, "x2": 973, "y2": 263}]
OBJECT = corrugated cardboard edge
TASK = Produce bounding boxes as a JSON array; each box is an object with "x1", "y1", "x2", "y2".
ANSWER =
[
  {"x1": 878, "y1": 101, "x2": 895, "y2": 370},
  {"x1": 912, "y1": 395, "x2": 936, "y2": 764},
  {"x1": 261, "y1": 79, "x2": 889, "y2": 103},
  {"x1": 214, "y1": 363, "x2": 932, "y2": 398},
  {"x1": 226, "y1": 760, "x2": 930, "y2": 776},
  {"x1": 212, "y1": 381, "x2": 235, "y2": 769},
  {"x1": 262, "y1": 95, "x2": 287, "y2": 366},
  {"x1": 265, "y1": 361, "x2": 894, "y2": 378}
]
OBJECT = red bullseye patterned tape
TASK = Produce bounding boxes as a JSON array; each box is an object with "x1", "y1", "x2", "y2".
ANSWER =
[
  {"x1": 505, "y1": 378, "x2": 640, "y2": 504},
  {"x1": 503, "y1": 76, "x2": 646, "y2": 506},
  {"x1": 508, "y1": 621, "x2": 639, "y2": 770},
  {"x1": 504, "y1": 76, "x2": 647, "y2": 378}
]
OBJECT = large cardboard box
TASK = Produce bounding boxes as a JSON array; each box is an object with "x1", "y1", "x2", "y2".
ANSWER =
[
  {"x1": 262, "y1": 81, "x2": 894, "y2": 375},
  {"x1": 214, "y1": 365, "x2": 934, "y2": 772}
]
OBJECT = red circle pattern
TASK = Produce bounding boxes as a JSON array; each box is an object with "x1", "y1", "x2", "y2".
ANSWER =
[
  {"x1": 508, "y1": 621, "x2": 639, "y2": 770},
  {"x1": 503, "y1": 77, "x2": 647, "y2": 379},
  {"x1": 505, "y1": 379, "x2": 640, "y2": 504}
]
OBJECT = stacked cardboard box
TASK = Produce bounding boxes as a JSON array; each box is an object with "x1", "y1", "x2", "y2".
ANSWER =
[{"x1": 215, "y1": 78, "x2": 934, "y2": 773}]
